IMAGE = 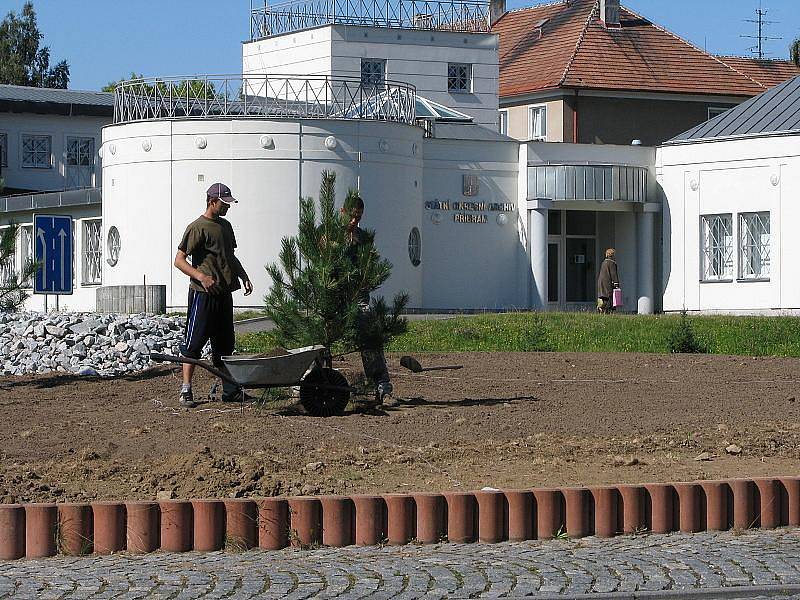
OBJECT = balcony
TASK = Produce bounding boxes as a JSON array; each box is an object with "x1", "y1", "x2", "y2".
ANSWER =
[
  {"x1": 250, "y1": 0, "x2": 490, "y2": 38},
  {"x1": 112, "y1": 75, "x2": 417, "y2": 126}
]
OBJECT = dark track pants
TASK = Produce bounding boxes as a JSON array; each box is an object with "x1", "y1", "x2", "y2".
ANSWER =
[{"x1": 180, "y1": 289, "x2": 238, "y2": 398}]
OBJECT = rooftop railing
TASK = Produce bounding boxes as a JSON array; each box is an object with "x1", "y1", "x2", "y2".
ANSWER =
[
  {"x1": 250, "y1": 0, "x2": 490, "y2": 38},
  {"x1": 112, "y1": 75, "x2": 417, "y2": 125}
]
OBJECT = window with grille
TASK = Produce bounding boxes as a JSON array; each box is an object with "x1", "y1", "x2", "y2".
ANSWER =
[
  {"x1": 66, "y1": 137, "x2": 95, "y2": 188},
  {"x1": 0, "y1": 227, "x2": 15, "y2": 286},
  {"x1": 498, "y1": 110, "x2": 508, "y2": 135},
  {"x1": 0, "y1": 133, "x2": 7, "y2": 167},
  {"x1": 529, "y1": 105, "x2": 547, "y2": 141},
  {"x1": 701, "y1": 214, "x2": 733, "y2": 281},
  {"x1": 21, "y1": 134, "x2": 51, "y2": 168},
  {"x1": 361, "y1": 59, "x2": 386, "y2": 87},
  {"x1": 19, "y1": 225, "x2": 32, "y2": 289},
  {"x1": 447, "y1": 63, "x2": 471, "y2": 92},
  {"x1": 739, "y1": 212, "x2": 770, "y2": 280},
  {"x1": 82, "y1": 219, "x2": 102, "y2": 285}
]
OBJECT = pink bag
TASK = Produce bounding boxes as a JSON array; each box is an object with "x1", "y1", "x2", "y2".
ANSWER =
[{"x1": 612, "y1": 288, "x2": 623, "y2": 308}]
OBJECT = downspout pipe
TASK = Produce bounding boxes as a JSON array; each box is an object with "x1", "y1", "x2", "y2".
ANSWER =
[{"x1": 572, "y1": 90, "x2": 579, "y2": 144}]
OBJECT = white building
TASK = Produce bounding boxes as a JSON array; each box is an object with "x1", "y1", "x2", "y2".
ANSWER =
[
  {"x1": 0, "y1": 85, "x2": 112, "y2": 311},
  {"x1": 657, "y1": 75, "x2": 800, "y2": 314},
  {"x1": 97, "y1": 0, "x2": 660, "y2": 314}
]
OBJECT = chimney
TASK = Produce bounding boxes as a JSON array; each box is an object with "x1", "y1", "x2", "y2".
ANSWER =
[
  {"x1": 599, "y1": 0, "x2": 620, "y2": 28},
  {"x1": 489, "y1": 0, "x2": 506, "y2": 27}
]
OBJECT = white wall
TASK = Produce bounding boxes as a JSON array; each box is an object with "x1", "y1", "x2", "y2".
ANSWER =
[
  {"x1": 102, "y1": 118, "x2": 425, "y2": 310},
  {"x1": 420, "y1": 135, "x2": 525, "y2": 309},
  {"x1": 243, "y1": 25, "x2": 500, "y2": 129},
  {"x1": 0, "y1": 112, "x2": 107, "y2": 192},
  {"x1": 658, "y1": 133, "x2": 799, "y2": 313}
]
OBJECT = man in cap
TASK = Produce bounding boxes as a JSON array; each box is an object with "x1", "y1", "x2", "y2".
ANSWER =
[{"x1": 174, "y1": 183, "x2": 253, "y2": 407}]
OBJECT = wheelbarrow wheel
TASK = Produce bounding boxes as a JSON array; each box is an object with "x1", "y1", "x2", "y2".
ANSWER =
[{"x1": 299, "y1": 367, "x2": 350, "y2": 417}]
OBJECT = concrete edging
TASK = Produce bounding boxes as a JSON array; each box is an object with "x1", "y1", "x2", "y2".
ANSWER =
[{"x1": 0, "y1": 476, "x2": 797, "y2": 560}]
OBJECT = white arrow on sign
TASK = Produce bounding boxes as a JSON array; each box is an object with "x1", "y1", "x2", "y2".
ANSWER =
[
  {"x1": 58, "y1": 228, "x2": 67, "y2": 289},
  {"x1": 37, "y1": 228, "x2": 47, "y2": 288}
]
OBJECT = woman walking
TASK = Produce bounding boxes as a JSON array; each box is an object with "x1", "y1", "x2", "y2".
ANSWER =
[{"x1": 597, "y1": 248, "x2": 620, "y2": 314}]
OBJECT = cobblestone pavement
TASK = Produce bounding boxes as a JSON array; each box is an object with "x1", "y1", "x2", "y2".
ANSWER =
[{"x1": 3, "y1": 529, "x2": 800, "y2": 599}]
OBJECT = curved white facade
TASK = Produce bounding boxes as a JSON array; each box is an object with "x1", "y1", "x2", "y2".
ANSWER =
[{"x1": 102, "y1": 118, "x2": 426, "y2": 310}]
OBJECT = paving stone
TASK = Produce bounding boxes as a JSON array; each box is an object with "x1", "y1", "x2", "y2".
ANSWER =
[{"x1": 2, "y1": 529, "x2": 800, "y2": 597}]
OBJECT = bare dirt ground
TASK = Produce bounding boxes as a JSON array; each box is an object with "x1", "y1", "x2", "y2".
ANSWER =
[{"x1": 1, "y1": 352, "x2": 799, "y2": 504}]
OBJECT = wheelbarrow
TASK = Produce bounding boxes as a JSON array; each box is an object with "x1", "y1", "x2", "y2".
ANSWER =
[{"x1": 150, "y1": 345, "x2": 354, "y2": 417}]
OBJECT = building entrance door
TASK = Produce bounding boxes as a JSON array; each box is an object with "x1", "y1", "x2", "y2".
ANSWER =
[
  {"x1": 565, "y1": 237, "x2": 595, "y2": 303},
  {"x1": 547, "y1": 241, "x2": 561, "y2": 305}
]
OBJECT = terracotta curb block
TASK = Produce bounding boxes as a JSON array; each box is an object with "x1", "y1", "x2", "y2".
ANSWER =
[
  {"x1": 1, "y1": 477, "x2": 800, "y2": 559},
  {"x1": 92, "y1": 502, "x2": 126, "y2": 555}
]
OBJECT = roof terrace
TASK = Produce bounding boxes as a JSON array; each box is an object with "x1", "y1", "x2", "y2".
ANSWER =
[
  {"x1": 112, "y1": 75, "x2": 419, "y2": 125},
  {"x1": 249, "y1": 0, "x2": 490, "y2": 38}
]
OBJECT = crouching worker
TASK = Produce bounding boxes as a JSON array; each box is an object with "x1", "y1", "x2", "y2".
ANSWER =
[
  {"x1": 173, "y1": 183, "x2": 253, "y2": 407},
  {"x1": 342, "y1": 194, "x2": 394, "y2": 405}
]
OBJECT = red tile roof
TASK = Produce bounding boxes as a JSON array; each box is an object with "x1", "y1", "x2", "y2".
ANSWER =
[
  {"x1": 718, "y1": 56, "x2": 800, "y2": 88},
  {"x1": 493, "y1": 0, "x2": 796, "y2": 99}
]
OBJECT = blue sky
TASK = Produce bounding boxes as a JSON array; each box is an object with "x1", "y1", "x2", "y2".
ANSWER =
[{"x1": 4, "y1": 0, "x2": 798, "y2": 91}]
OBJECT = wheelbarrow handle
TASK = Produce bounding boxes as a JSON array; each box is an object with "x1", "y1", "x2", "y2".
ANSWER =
[{"x1": 149, "y1": 353, "x2": 240, "y2": 387}]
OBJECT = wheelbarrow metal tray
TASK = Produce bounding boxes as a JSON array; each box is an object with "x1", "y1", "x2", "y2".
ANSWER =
[{"x1": 221, "y1": 344, "x2": 325, "y2": 387}]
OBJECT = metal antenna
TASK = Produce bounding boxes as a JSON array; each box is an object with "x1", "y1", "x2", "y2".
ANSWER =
[{"x1": 741, "y1": 1, "x2": 782, "y2": 59}]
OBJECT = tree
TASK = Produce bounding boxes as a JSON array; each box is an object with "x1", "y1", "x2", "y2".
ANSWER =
[
  {"x1": 0, "y1": 2, "x2": 69, "y2": 88},
  {"x1": 264, "y1": 171, "x2": 408, "y2": 366},
  {"x1": 103, "y1": 73, "x2": 218, "y2": 100},
  {"x1": 0, "y1": 224, "x2": 38, "y2": 312},
  {"x1": 102, "y1": 72, "x2": 146, "y2": 92},
  {"x1": 791, "y1": 38, "x2": 800, "y2": 67}
]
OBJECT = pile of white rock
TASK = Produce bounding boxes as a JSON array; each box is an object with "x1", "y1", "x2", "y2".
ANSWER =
[{"x1": 0, "y1": 312, "x2": 190, "y2": 377}]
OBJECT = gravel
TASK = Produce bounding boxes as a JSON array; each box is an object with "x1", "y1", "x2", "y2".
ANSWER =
[{"x1": 0, "y1": 312, "x2": 196, "y2": 377}]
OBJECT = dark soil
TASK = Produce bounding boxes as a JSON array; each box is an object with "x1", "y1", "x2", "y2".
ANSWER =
[{"x1": 1, "y1": 352, "x2": 799, "y2": 503}]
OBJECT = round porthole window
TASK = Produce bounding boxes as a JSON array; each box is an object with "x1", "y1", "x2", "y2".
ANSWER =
[
  {"x1": 408, "y1": 227, "x2": 421, "y2": 267},
  {"x1": 106, "y1": 226, "x2": 121, "y2": 267}
]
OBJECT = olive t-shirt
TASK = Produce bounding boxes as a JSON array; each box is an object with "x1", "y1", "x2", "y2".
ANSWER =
[{"x1": 178, "y1": 216, "x2": 241, "y2": 293}]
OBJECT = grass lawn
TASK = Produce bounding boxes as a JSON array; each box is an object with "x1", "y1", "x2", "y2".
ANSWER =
[{"x1": 237, "y1": 312, "x2": 800, "y2": 357}]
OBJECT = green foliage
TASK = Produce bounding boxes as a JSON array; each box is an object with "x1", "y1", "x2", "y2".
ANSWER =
[
  {"x1": 240, "y1": 309, "x2": 800, "y2": 359},
  {"x1": 666, "y1": 310, "x2": 709, "y2": 354},
  {"x1": 0, "y1": 2, "x2": 69, "y2": 88},
  {"x1": 0, "y1": 224, "x2": 38, "y2": 312},
  {"x1": 263, "y1": 170, "x2": 407, "y2": 361},
  {"x1": 102, "y1": 73, "x2": 218, "y2": 99},
  {"x1": 792, "y1": 38, "x2": 800, "y2": 67}
]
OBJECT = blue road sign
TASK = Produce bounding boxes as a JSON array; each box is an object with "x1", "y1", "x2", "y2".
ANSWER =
[{"x1": 34, "y1": 214, "x2": 74, "y2": 295}]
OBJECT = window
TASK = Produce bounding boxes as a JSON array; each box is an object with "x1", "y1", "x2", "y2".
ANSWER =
[
  {"x1": 447, "y1": 63, "x2": 471, "y2": 92},
  {"x1": 22, "y1": 134, "x2": 51, "y2": 168},
  {"x1": 739, "y1": 212, "x2": 770, "y2": 280},
  {"x1": 701, "y1": 214, "x2": 734, "y2": 281},
  {"x1": 0, "y1": 228, "x2": 15, "y2": 286},
  {"x1": 528, "y1": 105, "x2": 547, "y2": 141},
  {"x1": 708, "y1": 107, "x2": 730, "y2": 120},
  {"x1": 0, "y1": 133, "x2": 7, "y2": 167},
  {"x1": 408, "y1": 227, "x2": 421, "y2": 267},
  {"x1": 82, "y1": 219, "x2": 102, "y2": 285},
  {"x1": 65, "y1": 137, "x2": 95, "y2": 188},
  {"x1": 19, "y1": 225, "x2": 32, "y2": 289},
  {"x1": 107, "y1": 226, "x2": 121, "y2": 267},
  {"x1": 361, "y1": 59, "x2": 385, "y2": 87},
  {"x1": 498, "y1": 110, "x2": 508, "y2": 135}
]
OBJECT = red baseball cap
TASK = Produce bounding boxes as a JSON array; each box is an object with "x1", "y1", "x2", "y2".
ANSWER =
[{"x1": 207, "y1": 182, "x2": 237, "y2": 204}]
